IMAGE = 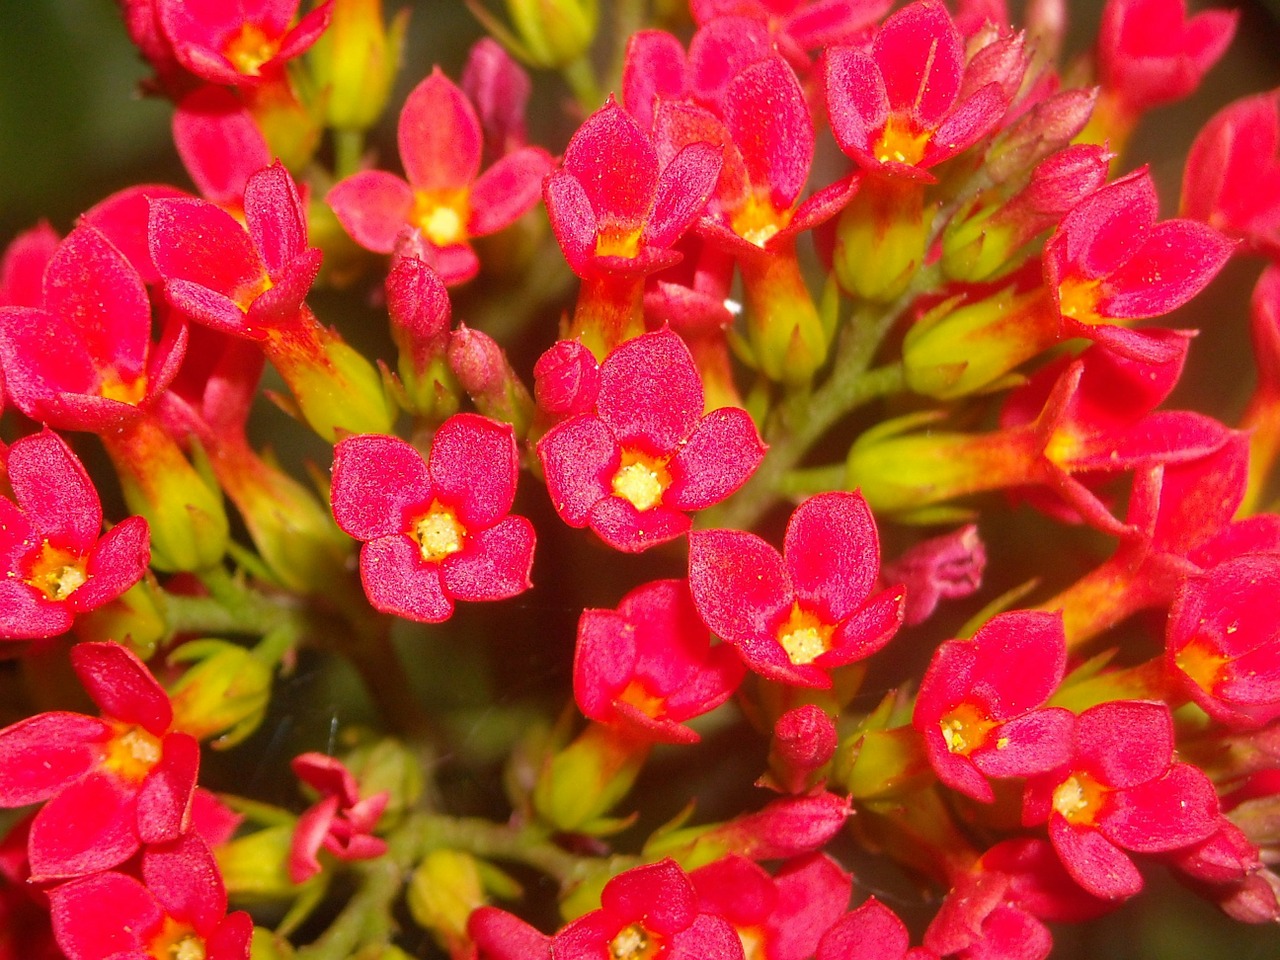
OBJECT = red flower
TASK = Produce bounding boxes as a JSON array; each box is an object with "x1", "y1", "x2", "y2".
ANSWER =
[
  {"x1": 551, "y1": 858, "x2": 745, "y2": 960},
  {"x1": 1166, "y1": 553, "x2": 1280, "y2": 730},
  {"x1": 692, "y1": 854, "x2": 852, "y2": 960},
  {"x1": 0, "y1": 223, "x2": 187, "y2": 433},
  {"x1": 537, "y1": 329, "x2": 764, "y2": 552},
  {"x1": 913, "y1": 611, "x2": 1074, "y2": 803},
  {"x1": 289, "y1": 753, "x2": 389, "y2": 883},
  {"x1": 330, "y1": 414, "x2": 535, "y2": 623},
  {"x1": 0, "y1": 221, "x2": 58, "y2": 309},
  {"x1": 690, "y1": 0, "x2": 890, "y2": 62},
  {"x1": 0, "y1": 642, "x2": 199, "y2": 880},
  {"x1": 1044, "y1": 168, "x2": 1233, "y2": 362},
  {"x1": 49, "y1": 834, "x2": 251, "y2": 960},
  {"x1": 818, "y1": 897, "x2": 937, "y2": 960},
  {"x1": 688, "y1": 492, "x2": 904, "y2": 687},
  {"x1": 156, "y1": 0, "x2": 334, "y2": 85},
  {"x1": 327, "y1": 68, "x2": 552, "y2": 285},
  {"x1": 1022, "y1": 700, "x2": 1220, "y2": 900},
  {"x1": 823, "y1": 0, "x2": 1013, "y2": 180},
  {"x1": 1096, "y1": 0, "x2": 1237, "y2": 118},
  {"x1": 574, "y1": 579, "x2": 745, "y2": 745},
  {"x1": 544, "y1": 97, "x2": 721, "y2": 279},
  {"x1": 1, "y1": 430, "x2": 150, "y2": 641},
  {"x1": 1181, "y1": 90, "x2": 1280, "y2": 257}
]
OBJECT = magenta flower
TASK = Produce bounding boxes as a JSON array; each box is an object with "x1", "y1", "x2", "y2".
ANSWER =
[
  {"x1": 49, "y1": 834, "x2": 251, "y2": 960},
  {"x1": 156, "y1": 0, "x2": 334, "y2": 85},
  {"x1": 688, "y1": 492, "x2": 904, "y2": 687},
  {"x1": 0, "y1": 223, "x2": 187, "y2": 433},
  {"x1": 0, "y1": 642, "x2": 199, "y2": 880},
  {"x1": 327, "y1": 68, "x2": 553, "y2": 285},
  {"x1": 1022, "y1": 700, "x2": 1221, "y2": 900},
  {"x1": 690, "y1": 0, "x2": 890, "y2": 62},
  {"x1": 692, "y1": 854, "x2": 852, "y2": 960},
  {"x1": 823, "y1": 0, "x2": 1013, "y2": 180},
  {"x1": 913, "y1": 611, "x2": 1074, "y2": 803},
  {"x1": 1096, "y1": 0, "x2": 1236, "y2": 118},
  {"x1": 537, "y1": 329, "x2": 764, "y2": 553},
  {"x1": 818, "y1": 897, "x2": 936, "y2": 960},
  {"x1": 574, "y1": 579, "x2": 745, "y2": 745},
  {"x1": 1181, "y1": 91, "x2": 1280, "y2": 256},
  {"x1": 330, "y1": 414, "x2": 535, "y2": 623},
  {"x1": 544, "y1": 97, "x2": 722, "y2": 280},
  {"x1": 1045, "y1": 168, "x2": 1234, "y2": 362},
  {"x1": 1166, "y1": 553, "x2": 1280, "y2": 730},
  {"x1": 0, "y1": 221, "x2": 58, "y2": 309},
  {"x1": 289, "y1": 752, "x2": 389, "y2": 883},
  {"x1": 551, "y1": 859, "x2": 746, "y2": 960},
  {"x1": 1, "y1": 430, "x2": 150, "y2": 641}
]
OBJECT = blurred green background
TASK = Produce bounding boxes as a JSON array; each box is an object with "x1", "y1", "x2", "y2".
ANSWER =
[{"x1": 4, "y1": 2, "x2": 1280, "y2": 958}]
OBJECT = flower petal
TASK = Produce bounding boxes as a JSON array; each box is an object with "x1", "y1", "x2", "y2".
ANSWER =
[
  {"x1": 785, "y1": 492, "x2": 881, "y2": 622},
  {"x1": 440, "y1": 515, "x2": 535, "y2": 601},
  {"x1": 688, "y1": 528, "x2": 791, "y2": 648},
  {"x1": 666, "y1": 407, "x2": 765, "y2": 511},
  {"x1": 331, "y1": 433, "x2": 434, "y2": 541},
  {"x1": 428, "y1": 413, "x2": 518, "y2": 529},
  {"x1": 360, "y1": 536, "x2": 454, "y2": 623},
  {"x1": 71, "y1": 641, "x2": 173, "y2": 735},
  {"x1": 596, "y1": 329, "x2": 703, "y2": 452}
]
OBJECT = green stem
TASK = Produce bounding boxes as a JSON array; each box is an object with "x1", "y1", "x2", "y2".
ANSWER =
[
  {"x1": 332, "y1": 128, "x2": 365, "y2": 181},
  {"x1": 417, "y1": 814, "x2": 620, "y2": 886},
  {"x1": 294, "y1": 856, "x2": 405, "y2": 960}
]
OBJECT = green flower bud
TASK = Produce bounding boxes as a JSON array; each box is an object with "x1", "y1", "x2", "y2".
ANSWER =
[
  {"x1": 308, "y1": 0, "x2": 410, "y2": 132},
  {"x1": 167, "y1": 639, "x2": 273, "y2": 748}
]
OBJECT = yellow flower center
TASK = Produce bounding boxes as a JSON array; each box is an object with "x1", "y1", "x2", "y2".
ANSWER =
[
  {"x1": 24, "y1": 541, "x2": 89, "y2": 602},
  {"x1": 617, "y1": 679, "x2": 666, "y2": 720},
  {"x1": 776, "y1": 604, "x2": 834, "y2": 666},
  {"x1": 731, "y1": 192, "x2": 788, "y2": 248},
  {"x1": 595, "y1": 222, "x2": 644, "y2": 259},
  {"x1": 412, "y1": 190, "x2": 471, "y2": 247},
  {"x1": 411, "y1": 503, "x2": 466, "y2": 562},
  {"x1": 99, "y1": 370, "x2": 148, "y2": 406},
  {"x1": 874, "y1": 115, "x2": 932, "y2": 167},
  {"x1": 1175, "y1": 637, "x2": 1229, "y2": 694},
  {"x1": 611, "y1": 451, "x2": 672, "y2": 513},
  {"x1": 102, "y1": 722, "x2": 164, "y2": 785},
  {"x1": 223, "y1": 23, "x2": 280, "y2": 76},
  {"x1": 609, "y1": 923, "x2": 660, "y2": 960},
  {"x1": 939, "y1": 701, "x2": 999, "y2": 756},
  {"x1": 1051, "y1": 771, "x2": 1109, "y2": 827},
  {"x1": 149, "y1": 917, "x2": 206, "y2": 960},
  {"x1": 1056, "y1": 274, "x2": 1106, "y2": 325}
]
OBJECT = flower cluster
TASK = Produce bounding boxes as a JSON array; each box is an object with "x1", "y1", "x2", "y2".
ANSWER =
[{"x1": 4, "y1": 0, "x2": 1280, "y2": 957}]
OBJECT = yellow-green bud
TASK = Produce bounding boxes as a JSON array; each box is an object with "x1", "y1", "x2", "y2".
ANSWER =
[
  {"x1": 833, "y1": 180, "x2": 929, "y2": 304},
  {"x1": 308, "y1": 0, "x2": 409, "y2": 132},
  {"x1": 72, "y1": 578, "x2": 166, "y2": 660},
  {"x1": 216, "y1": 825, "x2": 303, "y2": 900},
  {"x1": 167, "y1": 639, "x2": 273, "y2": 748},
  {"x1": 341, "y1": 737, "x2": 425, "y2": 826},
  {"x1": 503, "y1": 0, "x2": 598, "y2": 69},
  {"x1": 532, "y1": 722, "x2": 650, "y2": 833},
  {"x1": 407, "y1": 849, "x2": 485, "y2": 953}
]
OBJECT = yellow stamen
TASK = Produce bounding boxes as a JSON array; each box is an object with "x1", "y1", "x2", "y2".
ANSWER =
[
  {"x1": 149, "y1": 917, "x2": 206, "y2": 960},
  {"x1": 874, "y1": 116, "x2": 932, "y2": 167},
  {"x1": 595, "y1": 222, "x2": 644, "y2": 259},
  {"x1": 223, "y1": 23, "x2": 279, "y2": 76},
  {"x1": 776, "y1": 604, "x2": 834, "y2": 666},
  {"x1": 1175, "y1": 636, "x2": 1229, "y2": 694},
  {"x1": 731, "y1": 192, "x2": 788, "y2": 248},
  {"x1": 1052, "y1": 771, "x2": 1108, "y2": 826},
  {"x1": 939, "y1": 701, "x2": 999, "y2": 756},
  {"x1": 411, "y1": 503, "x2": 466, "y2": 563},
  {"x1": 412, "y1": 190, "x2": 471, "y2": 247},
  {"x1": 24, "y1": 541, "x2": 88, "y2": 602},
  {"x1": 102, "y1": 722, "x2": 164, "y2": 785},
  {"x1": 611, "y1": 450, "x2": 672, "y2": 513},
  {"x1": 609, "y1": 923, "x2": 660, "y2": 960},
  {"x1": 1057, "y1": 274, "x2": 1106, "y2": 325}
]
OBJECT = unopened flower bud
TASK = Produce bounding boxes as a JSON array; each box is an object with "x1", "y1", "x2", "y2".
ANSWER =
[
  {"x1": 72, "y1": 578, "x2": 167, "y2": 660},
  {"x1": 340, "y1": 737, "x2": 425, "y2": 826},
  {"x1": 986, "y1": 88, "x2": 1099, "y2": 185},
  {"x1": 833, "y1": 181, "x2": 930, "y2": 303},
  {"x1": 167, "y1": 638, "x2": 273, "y2": 748},
  {"x1": 882, "y1": 525, "x2": 986, "y2": 626},
  {"x1": 448, "y1": 325, "x2": 534, "y2": 437},
  {"x1": 216, "y1": 825, "x2": 301, "y2": 899},
  {"x1": 407, "y1": 849, "x2": 485, "y2": 955},
  {"x1": 532, "y1": 721, "x2": 651, "y2": 833},
  {"x1": 533, "y1": 340, "x2": 599, "y2": 417},
  {"x1": 308, "y1": 0, "x2": 410, "y2": 132},
  {"x1": 764, "y1": 705, "x2": 838, "y2": 795},
  {"x1": 462, "y1": 37, "x2": 532, "y2": 157},
  {"x1": 502, "y1": 0, "x2": 598, "y2": 69}
]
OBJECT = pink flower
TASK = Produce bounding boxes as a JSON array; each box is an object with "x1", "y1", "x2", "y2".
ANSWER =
[
  {"x1": 823, "y1": 0, "x2": 1014, "y2": 181},
  {"x1": 1044, "y1": 168, "x2": 1234, "y2": 362},
  {"x1": 1, "y1": 430, "x2": 150, "y2": 640},
  {"x1": 156, "y1": 0, "x2": 334, "y2": 86},
  {"x1": 913, "y1": 611, "x2": 1074, "y2": 803},
  {"x1": 537, "y1": 329, "x2": 764, "y2": 553},
  {"x1": 0, "y1": 642, "x2": 199, "y2": 880},
  {"x1": 1096, "y1": 0, "x2": 1237, "y2": 118},
  {"x1": 688, "y1": 492, "x2": 904, "y2": 687},
  {"x1": 551, "y1": 859, "x2": 745, "y2": 960},
  {"x1": 49, "y1": 834, "x2": 251, "y2": 960},
  {"x1": 690, "y1": 0, "x2": 890, "y2": 62},
  {"x1": 330, "y1": 414, "x2": 535, "y2": 623},
  {"x1": 1022, "y1": 700, "x2": 1221, "y2": 900},
  {"x1": 327, "y1": 68, "x2": 552, "y2": 285},
  {"x1": 0, "y1": 221, "x2": 58, "y2": 309},
  {"x1": 574, "y1": 579, "x2": 745, "y2": 744},
  {"x1": 289, "y1": 753, "x2": 389, "y2": 883},
  {"x1": 818, "y1": 897, "x2": 937, "y2": 960},
  {"x1": 1166, "y1": 552, "x2": 1280, "y2": 730}
]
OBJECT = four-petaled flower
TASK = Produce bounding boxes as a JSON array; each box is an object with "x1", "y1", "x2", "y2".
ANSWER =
[
  {"x1": 0, "y1": 641, "x2": 200, "y2": 880},
  {"x1": 537, "y1": 329, "x2": 765, "y2": 553},
  {"x1": 330, "y1": 413, "x2": 535, "y2": 623},
  {"x1": 157, "y1": 0, "x2": 334, "y2": 85},
  {"x1": 688, "y1": 492, "x2": 905, "y2": 687},
  {"x1": 327, "y1": 68, "x2": 553, "y2": 285},
  {"x1": 1, "y1": 430, "x2": 150, "y2": 640}
]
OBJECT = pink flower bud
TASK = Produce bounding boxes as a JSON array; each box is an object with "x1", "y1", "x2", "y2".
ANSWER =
[{"x1": 534, "y1": 340, "x2": 599, "y2": 417}]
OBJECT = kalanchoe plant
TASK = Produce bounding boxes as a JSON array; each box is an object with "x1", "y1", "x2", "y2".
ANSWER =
[{"x1": 7, "y1": 0, "x2": 1280, "y2": 956}]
